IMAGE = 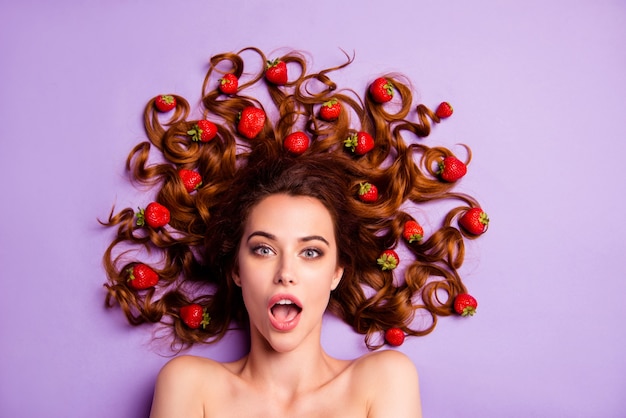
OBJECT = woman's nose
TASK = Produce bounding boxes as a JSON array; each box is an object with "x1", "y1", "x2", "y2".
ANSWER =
[{"x1": 274, "y1": 256, "x2": 297, "y2": 285}]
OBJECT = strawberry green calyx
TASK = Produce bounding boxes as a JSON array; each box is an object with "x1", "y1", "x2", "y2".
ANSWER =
[
  {"x1": 344, "y1": 133, "x2": 358, "y2": 152},
  {"x1": 479, "y1": 212, "x2": 490, "y2": 226},
  {"x1": 383, "y1": 81, "x2": 394, "y2": 96},
  {"x1": 436, "y1": 161, "x2": 445, "y2": 175},
  {"x1": 461, "y1": 305, "x2": 476, "y2": 316},
  {"x1": 187, "y1": 124, "x2": 204, "y2": 142},
  {"x1": 377, "y1": 250, "x2": 399, "y2": 271},
  {"x1": 378, "y1": 254, "x2": 398, "y2": 270},
  {"x1": 359, "y1": 182, "x2": 372, "y2": 195},
  {"x1": 408, "y1": 232, "x2": 422, "y2": 243},
  {"x1": 266, "y1": 58, "x2": 280, "y2": 69},
  {"x1": 135, "y1": 207, "x2": 146, "y2": 227},
  {"x1": 200, "y1": 311, "x2": 211, "y2": 329},
  {"x1": 323, "y1": 98, "x2": 338, "y2": 107}
]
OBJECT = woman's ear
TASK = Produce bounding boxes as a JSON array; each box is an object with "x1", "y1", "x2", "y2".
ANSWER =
[
  {"x1": 232, "y1": 266, "x2": 242, "y2": 287},
  {"x1": 330, "y1": 266, "x2": 344, "y2": 291}
]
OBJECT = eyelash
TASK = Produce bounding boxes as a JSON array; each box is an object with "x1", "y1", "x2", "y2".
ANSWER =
[
  {"x1": 302, "y1": 248, "x2": 323, "y2": 258},
  {"x1": 252, "y1": 245, "x2": 274, "y2": 256}
]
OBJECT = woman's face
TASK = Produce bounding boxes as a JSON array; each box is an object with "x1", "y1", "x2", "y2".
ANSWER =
[{"x1": 234, "y1": 193, "x2": 344, "y2": 353}]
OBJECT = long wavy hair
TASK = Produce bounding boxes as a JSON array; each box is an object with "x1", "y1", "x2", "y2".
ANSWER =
[{"x1": 101, "y1": 46, "x2": 485, "y2": 350}]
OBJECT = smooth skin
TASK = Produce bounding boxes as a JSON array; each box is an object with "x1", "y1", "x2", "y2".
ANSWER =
[{"x1": 150, "y1": 194, "x2": 422, "y2": 417}]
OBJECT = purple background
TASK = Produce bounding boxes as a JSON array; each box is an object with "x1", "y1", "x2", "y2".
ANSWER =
[{"x1": 1, "y1": 1, "x2": 625, "y2": 417}]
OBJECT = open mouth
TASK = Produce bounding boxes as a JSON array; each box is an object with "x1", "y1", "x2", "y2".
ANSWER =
[
  {"x1": 271, "y1": 299, "x2": 302, "y2": 321},
  {"x1": 268, "y1": 295, "x2": 303, "y2": 331}
]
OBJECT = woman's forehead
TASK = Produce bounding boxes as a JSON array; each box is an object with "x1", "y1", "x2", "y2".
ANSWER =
[{"x1": 245, "y1": 194, "x2": 335, "y2": 236}]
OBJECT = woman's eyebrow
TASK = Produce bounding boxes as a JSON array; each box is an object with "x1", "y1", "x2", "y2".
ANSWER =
[
  {"x1": 300, "y1": 235, "x2": 330, "y2": 246},
  {"x1": 246, "y1": 231, "x2": 330, "y2": 246},
  {"x1": 246, "y1": 231, "x2": 275, "y2": 242}
]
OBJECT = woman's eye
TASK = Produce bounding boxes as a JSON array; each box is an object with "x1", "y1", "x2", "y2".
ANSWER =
[
  {"x1": 252, "y1": 245, "x2": 274, "y2": 256},
  {"x1": 302, "y1": 248, "x2": 322, "y2": 258}
]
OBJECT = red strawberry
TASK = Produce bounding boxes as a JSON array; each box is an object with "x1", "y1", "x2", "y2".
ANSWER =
[
  {"x1": 265, "y1": 58, "x2": 288, "y2": 85},
  {"x1": 435, "y1": 101, "x2": 453, "y2": 118},
  {"x1": 344, "y1": 131, "x2": 375, "y2": 155},
  {"x1": 384, "y1": 327, "x2": 405, "y2": 346},
  {"x1": 437, "y1": 156, "x2": 467, "y2": 182},
  {"x1": 136, "y1": 202, "x2": 170, "y2": 228},
  {"x1": 377, "y1": 249, "x2": 399, "y2": 270},
  {"x1": 403, "y1": 220, "x2": 424, "y2": 243},
  {"x1": 126, "y1": 263, "x2": 159, "y2": 290},
  {"x1": 283, "y1": 131, "x2": 310, "y2": 156},
  {"x1": 454, "y1": 293, "x2": 478, "y2": 316},
  {"x1": 369, "y1": 77, "x2": 394, "y2": 103},
  {"x1": 187, "y1": 119, "x2": 217, "y2": 142},
  {"x1": 458, "y1": 207, "x2": 489, "y2": 235},
  {"x1": 319, "y1": 98, "x2": 341, "y2": 121},
  {"x1": 180, "y1": 304, "x2": 211, "y2": 329},
  {"x1": 218, "y1": 73, "x2": 238, "y2": 95},
  {"x1": 358, "y1": 182, "x2": 378, "y2": 203},
  {"x1": 178, "y1": 169, "x2": 202, "y2": 193},
  {"x1": 154, "y1": 95, "x2": 176, "y2": 112},
  {"x1": 237, "y1": 106, "x2": 266, "y2": 139}
]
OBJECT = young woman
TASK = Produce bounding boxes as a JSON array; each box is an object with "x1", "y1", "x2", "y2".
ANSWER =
[
  {"x1": 101, "y1": 47, "x2": 487, "y2": 417},
  {"x1": 149, "y1": 152, "x2": 422, "y2": 416}
]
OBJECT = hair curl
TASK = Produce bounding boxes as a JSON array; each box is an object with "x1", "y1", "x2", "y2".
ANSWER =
[{"x1": 101, "y1": 47, "x2": 486, "y2": 350}]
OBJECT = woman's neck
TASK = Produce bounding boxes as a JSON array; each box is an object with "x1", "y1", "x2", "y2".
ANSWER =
[{"x1": 238, "y1": 331, "x2": 340, "y2": 398}]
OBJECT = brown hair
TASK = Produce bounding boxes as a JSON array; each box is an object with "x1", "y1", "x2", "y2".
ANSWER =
[{"x1": 101, "y1": 47, "x2": 485, "y2": 350}]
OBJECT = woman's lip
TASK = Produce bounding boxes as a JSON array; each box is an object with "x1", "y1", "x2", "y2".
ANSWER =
[
  {"x1": 268, "y1": 293, "x2": 302, "y2": 332},
  {"x1": 267, "y1": 293, "x2": 303, "y2": 310},
  {"x1": 267, "y1": 293, "x2": 302, "y2": 309}
]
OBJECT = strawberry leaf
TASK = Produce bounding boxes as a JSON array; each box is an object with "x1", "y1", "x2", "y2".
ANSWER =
[
  {"x1": 344, "y1": 134, "x2": 357, "y2": 152},
  {"x1": 201, "y1": 311, "x2": 211, "y2": 329},
  {"x1": 135, "y1": 207, "x2": 146, "y2": 227},
  {"x1": 384, "y1": 81, "x2": 394, "y2": 95},
  {"x1": 187, "y1": 125, "x2": 203, "y2": 142}
]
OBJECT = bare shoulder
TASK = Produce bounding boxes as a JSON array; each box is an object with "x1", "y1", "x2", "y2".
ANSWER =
[
  {"x1": 149, "y1": 355, "x2": 226, "y2": 418},
  {"x1": 352, "y1": 349, "x2": 419, "y2": 383},
  {"x1": 155, "y1": 354, "x2": 226, "y2": 388},
  {"x1": 352, "y1": 350, "x2": 423, "y2": 418},
  {"x1": 159, "y1": 354, "x2": 221, "y2": 376}
]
